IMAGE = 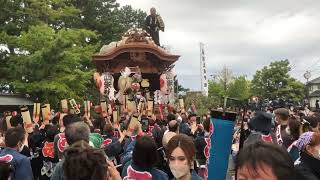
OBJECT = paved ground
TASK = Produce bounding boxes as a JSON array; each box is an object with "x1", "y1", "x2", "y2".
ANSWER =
[{"x1": 226, "y1": 155, "x2": 236, "y2": 180}]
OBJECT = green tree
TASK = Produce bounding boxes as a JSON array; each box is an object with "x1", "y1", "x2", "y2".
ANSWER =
[
  {"x1": 208, "y1": 80, "x2": 224, "y2": 97},
  {"x1": 7, "y1": 25, "x2": 98, "y2": 107},
  {"x1": 114, "y1": 5, "x2": 147, "y2": 31},
  {"x1": 227, "y1": 76, "x2": 251, "y2": 101},
  {"x1": 208, "y1": 66, "x2": 250, "y2": 105},
  {"x1": 0, "y1": 0, "x2": 147, "y2": 107},
  {"x1": 70, "y1": 0, "x2": 147, "y2": 44},
  {"x1": 251, "y1": 60, "x2": 305, "y2": 103},
  {"x1": 184, "y1": 92, "x2": 219, "y2": 115},
  {"x1": 177, "y1": 84, "x2": 190, "y2": 92}
]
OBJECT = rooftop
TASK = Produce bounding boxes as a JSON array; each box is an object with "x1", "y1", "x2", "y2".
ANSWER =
[{"x1": 0, "y1": 94, "x2": 33, "y2": 106}]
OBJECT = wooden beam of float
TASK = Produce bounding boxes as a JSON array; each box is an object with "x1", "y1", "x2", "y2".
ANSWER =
[{"x1": 92, "y1": 28, "x2": 180, "y2": 74}]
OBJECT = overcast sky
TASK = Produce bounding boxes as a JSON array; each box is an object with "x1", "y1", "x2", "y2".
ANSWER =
[{"x1": 117, "y1": 0, "x2": 320, "y2": 90}]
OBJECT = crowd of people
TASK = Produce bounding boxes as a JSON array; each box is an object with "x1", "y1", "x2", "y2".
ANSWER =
[
  {"x1": 233, "y1": 105, "x2": 320, "y2": 180},
  {"x1": 0, "y1": 103, "x2": 319, "y2": 180},
  {"x1": 0, "y1": 106, "x2": 212, "y2": 180}
]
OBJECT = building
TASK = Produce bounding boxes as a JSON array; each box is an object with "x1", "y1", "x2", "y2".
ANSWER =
[
  {"x1": 307, "y1": 77, "x2": 320, "y2": 108},
  {"x1": 0, "y1": 94, "x2": 33, "y2": 114}
]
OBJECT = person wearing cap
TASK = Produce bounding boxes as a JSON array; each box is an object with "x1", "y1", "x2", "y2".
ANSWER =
[
  {"x1": 244, "y1": 111, "x2": 275, "y2": 146},
  {"x1": 274, "y1": 108, "x2": 295, "y2": 148},
  {"x1": 302, "y1": 116, "x2": 319, "y2": 133},
  {"x1": 295, "y1": 132, "x2": 320, "y2": 180}
]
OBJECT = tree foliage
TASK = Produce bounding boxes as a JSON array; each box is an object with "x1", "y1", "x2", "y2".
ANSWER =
[
  {"x1": 227, "y1": 76, "x2": 251, "y2": 101},
  {"x1": 184, "y1": 92, "x2": 219, "y2": 115},
  {"x1": 0, "y1": 0, "x2": 147, "y2": 108},
  {"x1": 251, "y1": 60, "x2": 305, "y2": 103},
  {"x1": 208, "y1": 66, "x2": 251, "y2": 105}
]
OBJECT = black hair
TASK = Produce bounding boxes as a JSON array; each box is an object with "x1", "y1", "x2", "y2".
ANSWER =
[
  {"x1": 302, "y1": 116, "x2": 318, "y2": 128},
  {"x1": 132, "y1": 135, "x2": 159, "y2": 169},
  {"x1": 203, "y1": 118, "x2": 211, "y2": 132},
  {"x1": 62, "y1": 114, "x2": 81, "y2": 127},
  {"x1": 93, "y1": 117, "x2": 106, "y2": 133},
  {"x1": 5, "y1": 126, "x2": 25, "y2": 148},
  {"x1": 167, "y1": 113, "x2": 176, "y2": 121},
  {"x1": 168, "y1": 120, "x2": 179, "y2": 132},
  {"x1": 45, "y1": 125, "x2": 59, "y2": 142},
  {"x1": 0, "y1": 161, "x2": 14, "y2": 180},
  {"x1": 288, "y1": 117, "x2": 301, "y2": 140},
  {"x1": 51, "y1": 116, "x2": 59, "y2": 125},
  {"x1": 103, "y1": 123, "x2": 114, "y2": 137},
  {"x1": 236, "y1": 141, "x2": 296, "y2": 180},
  {"x1": 63, "y1": 140, "x2": 107, "y2": 180},
  {"x1": 10, "y1": 115, "x2": 23, "y2": 127},
  {"x1": 188, "y1": 113, "x2": 197, "y2": 120},
  {"x1": 65, "y1": 122, "x2": 90, "y2": 145}
]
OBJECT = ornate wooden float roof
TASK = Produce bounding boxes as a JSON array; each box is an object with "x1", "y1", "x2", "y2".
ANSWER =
[{"x1": 92, "y1": 28, "x2": 180, "y2": 73}]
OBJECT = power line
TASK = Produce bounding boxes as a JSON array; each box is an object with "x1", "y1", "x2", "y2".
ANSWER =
[{"x1": 307, "y1": 59, "x2": 320, "y2": 71}]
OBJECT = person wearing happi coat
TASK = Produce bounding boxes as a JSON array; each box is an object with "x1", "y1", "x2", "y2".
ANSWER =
[{"x1": 145, "y1": 7, "x2": 165, "y2": 46}]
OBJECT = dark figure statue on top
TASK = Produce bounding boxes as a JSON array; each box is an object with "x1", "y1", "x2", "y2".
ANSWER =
[{"x1": 145, "y1": 7, "x2": 165, "y2": 46}]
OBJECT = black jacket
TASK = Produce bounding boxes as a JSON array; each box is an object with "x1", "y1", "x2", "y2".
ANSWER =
[{"x1": 295, "y1": 152, "x2": 320, "y2": 180}]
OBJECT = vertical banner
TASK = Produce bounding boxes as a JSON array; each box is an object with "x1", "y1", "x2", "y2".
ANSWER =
[
  {"x1": 179, "y1": 98, "x2": 185, "y2": 113},
  {"x1": 112, "y1": 111, "x2": 118, "y2": 124},
  {"x1": 147, "y1": 100, "x2": 153, "y2": 116},
  {"x1": 200, "y1": 42, "x2": 208, "y2": 96},
  {"x1": 208, "y1": 110, "x2": 236, "y2": 180},
  {"x1": 41, "y1": 104, "x2": 50, "y2": 125},
  {"x1": 100, "y1": 100, "x2": 108, "y2": 115},
  {"x1": 108, "y1": 104, "x2": 112, "y2": 115},
  {"x1": 61, "y1": 99, "x2": 68, "y2": 113},
  {"x1": 4, "y1": 111, "x2": 12, "y2": 129},
  {"x1": 84, "y1": 100, "x2": 90, "y2": 118},
  {"x1": 21, "y1": 106, "x2": 33, "y2": 133},
  {"x1": 128, "y1": 114, "x2": 139, "y2": 133},
  {"x1": 33, "y1": 103, "x2": 41, "y2": 124},
  {"x1": 137, "y1": 99, "x2": 145, "y2": 115},
  {"x1": 59, "y1": 113, "x2": 67, "y2": 131},
  {"x1": 127, "y1": 99, "x2": 136, "y2": 116},
  {"x1": 69, "y1": 99, "x2": 80, "y2": 114}
]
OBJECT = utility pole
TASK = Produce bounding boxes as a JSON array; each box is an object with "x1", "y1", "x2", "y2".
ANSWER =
[{"x1": 304, "y1": 71, "x2": 311, "y2": 106}]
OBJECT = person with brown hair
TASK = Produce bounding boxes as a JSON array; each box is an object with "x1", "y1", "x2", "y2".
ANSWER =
[
  {"x1": 0, "y1": 161, "x2": 14, "y2": 180},
  {"x1": 236, "y1": 141, "x2": 296, "y2": 180},
  {"x1": 274, "y1": 108, "x2": 294, "y2": 148},
  {"x1": 63, "y1": 140, "x2": 121, "y2": 180},
  {"x1": 166, "y1": 134, "x2": 203, "y2": 180}
]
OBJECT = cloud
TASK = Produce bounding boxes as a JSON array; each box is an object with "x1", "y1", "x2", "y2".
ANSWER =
[{"x1": 117, "y1": 0, "x2": 320, "y2": 90}]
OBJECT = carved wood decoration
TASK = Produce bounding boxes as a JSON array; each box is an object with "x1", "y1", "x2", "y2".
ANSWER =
[
  {"x1": 124, "y1": 29, "x2": 150, "y2": 44},
  {"x1": 130, "y1": 51, "x2": 146, "y2": 62},
  {"x1": 92, "y1": 28, "x2": 180, "y2": 74}
]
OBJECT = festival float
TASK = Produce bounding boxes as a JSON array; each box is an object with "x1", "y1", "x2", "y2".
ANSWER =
[{"x1": 92, "y1": 28, "x2": 181, "y2": 118}]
